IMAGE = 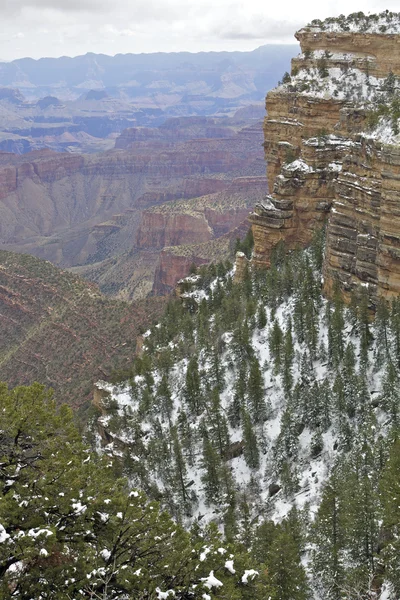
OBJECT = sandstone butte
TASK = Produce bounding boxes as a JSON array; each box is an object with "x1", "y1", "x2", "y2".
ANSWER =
[{"x1": 249, "y1": 14, "x2": 400, "y2": 304}]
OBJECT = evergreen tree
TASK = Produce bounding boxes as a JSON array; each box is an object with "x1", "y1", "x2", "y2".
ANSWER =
[
  {"x1": 257, "y1": 303, "x2": 267, "y2": 329},
  {"x1": 269, "y1": 319, "x2": 284, "y2": 373},
  {"x1": 328, "y1": 286, "x2": 345, "y2": 367},
  {"x1": 312, "y1": 467, "x2": 346, "y2": 600},
  {"x1": 381, "y1": 360, "x2": 400, "y2": 426},
  {"x1": 184, "y1": 355, "x2": 203, "y2": 415},
  {"x1": 176, "y1": 408, "x2": 196, "y2": 466},
  {"x1": 390, "y1": 297, "x2": 400, "y2": 367},
  {"x1": 374, "y1": 297, "x2": 390, "y2": 369},
  {"x1": 201, "y1": 434, "x2": 223, "y2": 505},
  {"x1": 157, "y1": 373, "x2": 173, "y2": 424},
  {"x1": 171, "y1": 425, "x2": 192, "y2": 514},
  {"x1": 268, "y1": 525, "x2": 308, "y2": 600},
  {"x1": 282, "y1": 317, "x2": 294, "y2": 397},
  {"x1": 380, "y1": 437, "x2": 400, "y2": 596},
  {"x1": 208, "y1": 387, "x2": 230, "y2": 458},
  {"x1": 247, "y1": 355, "x2": 267, "y2": 423},
  {"x1": 0, "y1": 383, "x2": 206, "y2": 599},
  {"x1": 229, "y1": 365, "x2": 247, "y2": 428},
  {"x1": 242, "y1": 409, "x2": 260, "y2": 469}
]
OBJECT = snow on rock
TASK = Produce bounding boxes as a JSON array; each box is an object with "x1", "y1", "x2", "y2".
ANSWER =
[
  {"x1": 305, "y1": 11, "x2": 400, "y2": 34},
  {"x1": 283, "y1": 159, "x2": 313, "y2": 173},
  {"x1": 363, "y1": 117, "x2": 400, "y2": 145}
]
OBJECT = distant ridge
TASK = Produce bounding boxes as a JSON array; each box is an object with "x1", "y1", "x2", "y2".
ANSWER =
[{"x1": 0, "y1": 45, "x2": 298, "y2": 100}]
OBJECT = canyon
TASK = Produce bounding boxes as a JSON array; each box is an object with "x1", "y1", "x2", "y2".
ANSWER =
[
  {"x1": 250, "y1": 13, "x2": 400, "y2": 303},
  {"x1": 0, "y1": 113, "x2": 266, "y2": 298},
  {"x1": 0, "y1": 46, "x2": 296, "y2": 155}
]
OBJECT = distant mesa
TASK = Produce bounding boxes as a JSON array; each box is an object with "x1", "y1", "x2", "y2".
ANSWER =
[
  {"x1": 36, "y1": 96, "x2": 62, "y2": 109},
  {"x1": 84, "y1": 90, "x2": 109, "y2": 101},
  {"x1": 0, "y1": 87, "x2": 25, "y2": 104}
]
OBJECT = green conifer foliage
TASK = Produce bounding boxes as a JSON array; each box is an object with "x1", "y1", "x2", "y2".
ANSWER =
[
  {"x1": 380, "y1": 438, "x2": 400, "y2": 596},
  {"x1": 242, "y1": 409, "x2": 260, "y2": 469},
  {"x1": 312, "y1": 468, "x2": 346, "y2": 600},
  {"x1": 247, "y1": 356, "x2": 267, "y2": 423},
  {"x1": 184, "y1": 355, "x2": 203, "y2": 415}
]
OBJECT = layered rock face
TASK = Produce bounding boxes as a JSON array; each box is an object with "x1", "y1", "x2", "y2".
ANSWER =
[
  {"x1": 49, "y1": 116, "x2": 266, "y2": 299},
  {"x1": 148, "y1": 177, "x2": 265, "y2": 295},
  {"x1": 251, "y1": 15, "x2": 400, "y2": 302},
  {"x1": 0, "y1": 117, "x2": 264, "y2": 268},
  {"x1": 324, "y1": 138, "x2": 400, "y2": 300}
]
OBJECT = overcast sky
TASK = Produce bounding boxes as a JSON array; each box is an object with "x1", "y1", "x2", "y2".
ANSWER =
[{"x1": 0, "y1": 0, "x2": 399, "y2": 61}]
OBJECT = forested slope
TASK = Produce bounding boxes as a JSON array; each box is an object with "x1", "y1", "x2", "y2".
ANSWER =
[{"x1": 94, "y1": 232, "x2": 400, "y2": 599}]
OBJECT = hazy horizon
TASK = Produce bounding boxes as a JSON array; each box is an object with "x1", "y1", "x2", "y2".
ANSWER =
[
  {"x1": 1, "y1": 0, "x2": 399, "y2": 62},
  {"x1": 0, "y1": 42, "x2": 299, "y2": 64}
]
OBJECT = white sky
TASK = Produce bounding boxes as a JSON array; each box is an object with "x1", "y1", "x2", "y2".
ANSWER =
[{"x1": 0, "y1": 0, "x2": 399, "y2": 61}]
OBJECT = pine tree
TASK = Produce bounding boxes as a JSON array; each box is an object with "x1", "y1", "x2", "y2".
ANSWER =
[
  {"x1": 380, "y1": 437, "x2": 400, "y2": 596},
  {"x1": 282, "y1": 318, "x2": 294, "y2": 397},
  {"x1": 176, "y1": 408, "x2": 196, "y2": 466},
  {"x1": 229, "y1": 365, "x2": 247, "y2": 427},
  {"x1": 374, "y1": 297, "x2": 390, "y2": 369},
  {"x1": 328, "y1": 285, "x2": 345, "y2": 367},
  {"x1": 357, "y1": 288, "x2": 372, "y2": 370},
  {"x1": 184, "y1": 355, "x2": 203, "y2": 415},
  {"x1": 242, "y1": 409, "x2": 260, "y2": 469},
  {"x1": 381, "y1": 360, "x2": 400, "y2": 426},
  {"x1": 0, "y1": 383, "x2": 204, "y2": 599},
  {"x1": 201, "y1": 434, "x2": 223, "y2": 505},
  {"x1": 390, "y1": 297, "x2": 400, "y2": 367},
  {"x1": 257, "y1": 303, "x2": 267, "y2": 329},
  {"x1": 247, "y1": 355, "x2": 267, "y2": 423},
  {"x1": 207, "y1": 344, "x2": 225, "y2": 392},
  {"x1": 268, "y1": 525, "x2": 308, "y2": 600},
  {"x1": 312, "y1": 467, "x2": 346, "y2": 600},
  {"x1": 157, "y1": 373, "x2": 173, "y2": 424},
  {"x1": 208, "y1": 387, "x2": 230, "y2": 458},
  {"x1": 269, "y1": 319, "x2": 284, "y2": 373},
  {"x1": 232, "y1": 318, "x2": 253, "y2": 363},
  {"x1": 171, "y1": 425, "x2": 192, "y2": 513}
]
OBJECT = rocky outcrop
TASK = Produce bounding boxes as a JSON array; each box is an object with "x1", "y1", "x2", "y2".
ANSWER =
[
  {"x1": 323, "y1": 138, "x2": 400, "y2": 301},
  {"x1": 153, "y1": 252, "x2": 210, "y2": 295},
  {"x1": 115, "y1": 117, "x2": 236, "y2": 149},
  {"x1": 250, "y1": 18, "x2": 400, "y2": 302},
  {"x1": 294, "y1": 27, "x2": 400, "y2": 79},
  {"x1": 234, "y1": 251, "x2": 250, "y2": 283},
  {"x1": 153, "y1": 217, "x2": 251, "y2": 295},
  {"x1": 136, "y1": 212, "x2": 213, "y2": 250},
  {"x1": 146, "y1": 176, "x2": 265, "y2": 294},
  {"x1": 136, "y1": 201, "x2": 252, "y2": 251}
]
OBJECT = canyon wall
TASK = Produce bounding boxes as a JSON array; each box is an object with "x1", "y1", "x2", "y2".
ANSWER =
[
  {"x1": 250, "y1": 22, "x2": 400, "y2": 302},
  {"x1": 0, "y1": 118, "x2": 264, "y2": 269}
]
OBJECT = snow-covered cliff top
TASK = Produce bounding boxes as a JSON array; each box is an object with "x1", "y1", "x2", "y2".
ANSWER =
[{"x1": 304, "y1": 11, "x2": 400, "y2": 34}]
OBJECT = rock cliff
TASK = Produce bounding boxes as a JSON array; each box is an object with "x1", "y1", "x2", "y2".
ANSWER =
[
  {"x1": 0, "y1": 117, "x2": 264, "y2": 271},
  {"x1": 250, "y1": 11, "x2": 400, "y2": 303}
]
